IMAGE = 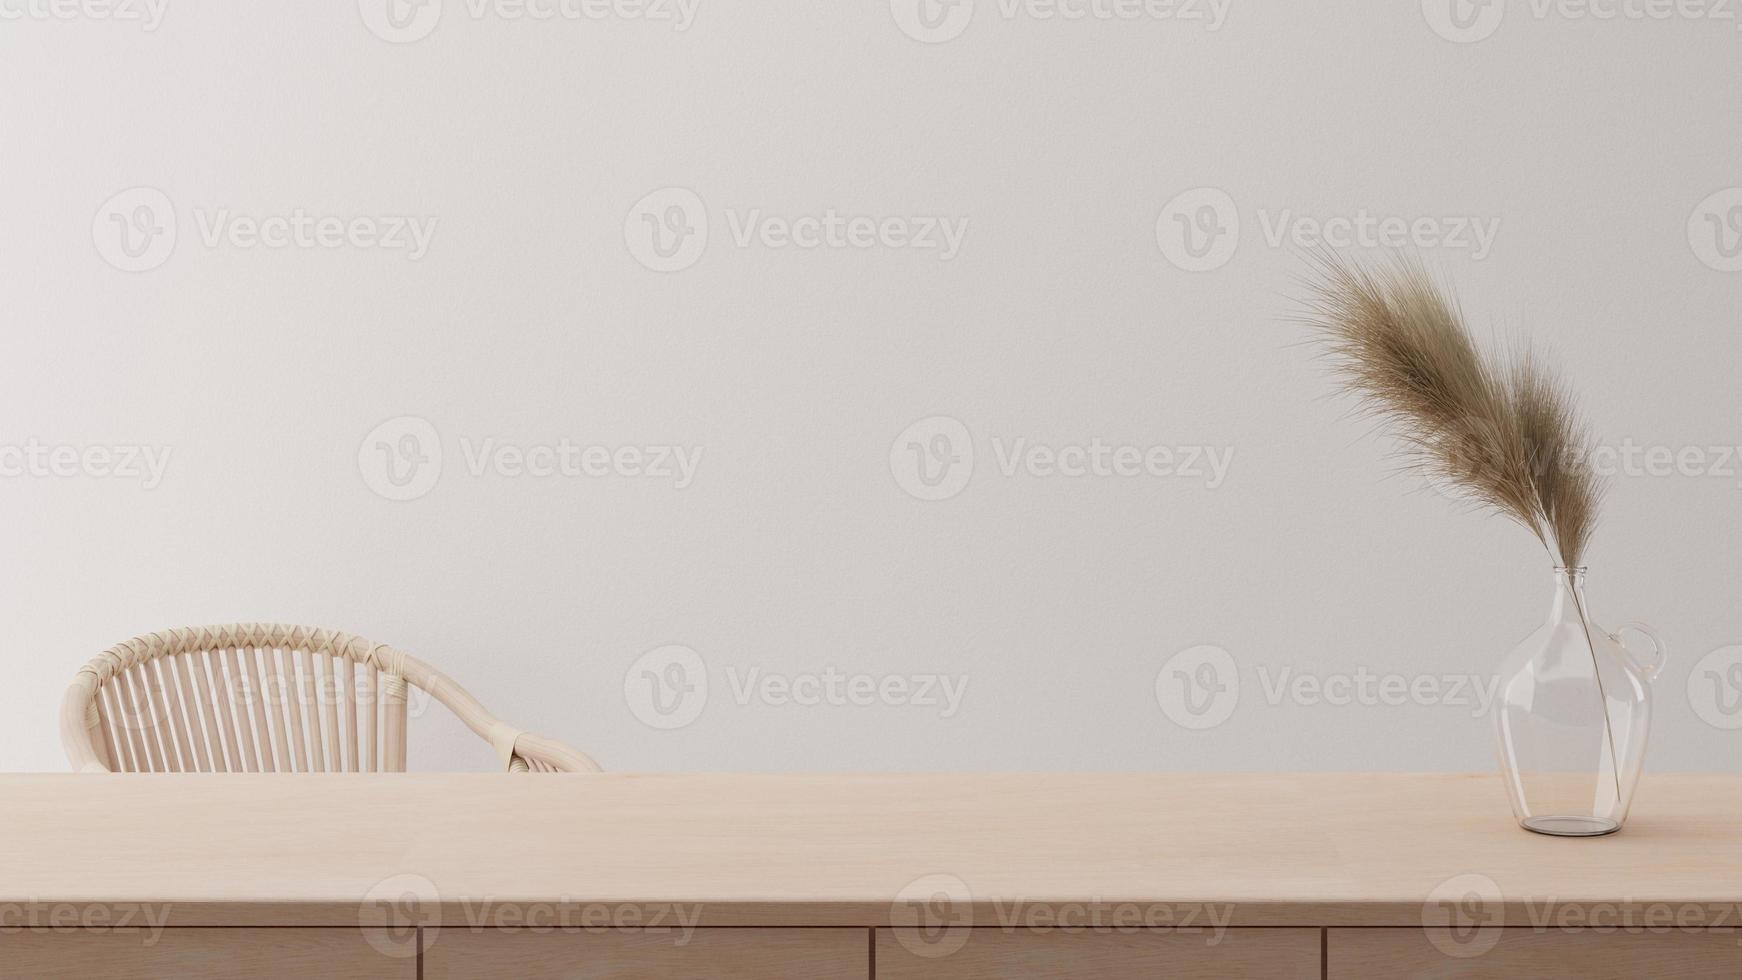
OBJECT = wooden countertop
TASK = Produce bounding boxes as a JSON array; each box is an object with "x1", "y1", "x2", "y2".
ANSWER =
[{"x1": 5, "y1": 773, "x2": 1739, "y2": 928}]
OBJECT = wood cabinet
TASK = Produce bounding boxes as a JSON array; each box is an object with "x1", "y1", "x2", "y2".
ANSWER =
[
  {"x1": 423, "y1": 928, "x2": 867, "y2": 979},
  {"x1": 1327, "y1": 928, "x2": 1742, "y2": 979},
  {"x1": 875, "y1": 928, "x2": 1320, "y2": 979},
  {"x1": 0, "y1": 928, "x2": 409, "y2": 979},
  {"x1": 18, "y1": 925, "x2": 1742, "y2": 978},
  {"x1": 424, "y1": 926, "x2": 1323, "y2": 978}
]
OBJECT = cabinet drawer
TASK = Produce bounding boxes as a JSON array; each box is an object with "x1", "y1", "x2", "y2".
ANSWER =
[
  {"x1": 874, "y1": 928, "x2": 1319, "y2": 979},
  {"x1": 423, "y1": 927, "x2": 867, "y2": 979},
  {"x1": 1328, "y1": 928, "x2": 1742, "y2": 978},
  {"x1": 0, "y1": 928, "x2": 411, "y2": 979}
]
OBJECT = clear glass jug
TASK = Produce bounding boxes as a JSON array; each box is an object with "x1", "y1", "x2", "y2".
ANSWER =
[{"x1": 1494, "y1": 567, "x2": 1666, "y2": 836}]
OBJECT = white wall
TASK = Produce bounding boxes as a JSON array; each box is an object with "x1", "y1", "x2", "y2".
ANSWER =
[{"x1": 3, "y1": 0, "x2": 1739, "y2": 773}]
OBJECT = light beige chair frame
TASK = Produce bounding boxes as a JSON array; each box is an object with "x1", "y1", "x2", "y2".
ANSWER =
[{"x1": 62, "y1": 624, "x2": 600, "y2": 774}]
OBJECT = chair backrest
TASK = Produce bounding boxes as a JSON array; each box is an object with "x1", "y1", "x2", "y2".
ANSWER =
[{"x1": 61, "y1": 624, "x2": 597, "y2": 774}]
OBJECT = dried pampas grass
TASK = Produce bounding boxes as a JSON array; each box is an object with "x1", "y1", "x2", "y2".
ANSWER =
[{"x1": 1300, "y1": 252, "x2": 1603, "y2": 568}]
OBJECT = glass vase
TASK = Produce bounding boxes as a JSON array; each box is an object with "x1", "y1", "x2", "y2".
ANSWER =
[{"x1": 1494, "y1": 566, "x2": 1666, "y2": 836}]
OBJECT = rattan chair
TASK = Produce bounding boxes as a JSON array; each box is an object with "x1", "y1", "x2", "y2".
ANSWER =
[{"x1": 62, "y1": 623, "x2": 600, "y2": 774}]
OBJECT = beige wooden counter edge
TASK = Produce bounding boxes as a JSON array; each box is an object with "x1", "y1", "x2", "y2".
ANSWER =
[{"x1": 3, "y1": 773, "x2": 1738, "y2": 929}]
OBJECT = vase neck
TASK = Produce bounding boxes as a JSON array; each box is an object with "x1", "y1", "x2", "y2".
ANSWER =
[{"x1": 1549, "y1": 565, "x2": 1590, "y2": 623}]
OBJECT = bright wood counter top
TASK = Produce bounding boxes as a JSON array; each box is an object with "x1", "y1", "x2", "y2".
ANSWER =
[{"x1": 4, "y1": 773, "x2": 1739, "y2": 928}]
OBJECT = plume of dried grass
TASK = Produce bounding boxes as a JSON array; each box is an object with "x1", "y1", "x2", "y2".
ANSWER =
[{"x1": 1300, "y1": 252, "x2": 1603, "y2": 568}]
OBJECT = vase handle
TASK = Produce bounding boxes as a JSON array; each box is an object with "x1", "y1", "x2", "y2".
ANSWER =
[{"x1": 1612, "y1": 622, "x2": 1668, "y2": 680}]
